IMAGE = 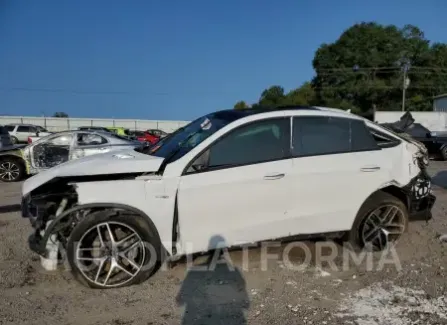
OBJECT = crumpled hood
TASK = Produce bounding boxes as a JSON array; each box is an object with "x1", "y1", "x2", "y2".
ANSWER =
[{"x1": 22, "y1": 149, "x2": 164, "y2": 195}]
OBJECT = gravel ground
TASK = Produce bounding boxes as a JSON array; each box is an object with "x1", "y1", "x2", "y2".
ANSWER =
[{"x1": 0, "y1": 163, "x2": 446, "y2": 325}]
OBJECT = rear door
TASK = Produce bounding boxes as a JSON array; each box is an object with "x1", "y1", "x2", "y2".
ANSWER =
[{"x1": 287, "y1": 116, "x2": 393, "y2": 234}]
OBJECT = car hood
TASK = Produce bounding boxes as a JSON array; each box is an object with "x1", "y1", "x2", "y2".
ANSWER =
[{"x1": 22, "y1": 149, "x2": 165, "y2": 195}]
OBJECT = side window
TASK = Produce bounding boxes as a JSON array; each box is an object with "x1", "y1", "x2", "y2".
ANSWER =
[
  {"x1": 292, "y1": 116, "x2": 379, "y2": 157},
  {"x1": 47, "y1": 134, "x2": 73, "y2": 146},
  {"x1": 368, "y1": 128, "x2": 401, "y2": 148},
  {"x1": 17, "y1": 126, "x2": 31, "y2": 132},
  {"x1": 76, "y1": 133, "x2": 108, "y2": 146},
  {"x1": 205, "y1": 118, "x2": 290, "y2": 169},
  {"x1": 5, "y1": 125, "x2": 15, "y2": 132}
]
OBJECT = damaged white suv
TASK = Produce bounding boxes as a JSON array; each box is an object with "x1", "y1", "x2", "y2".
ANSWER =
[{"x1": 21, "y1": 106, "x2": 435, "y2": 288}]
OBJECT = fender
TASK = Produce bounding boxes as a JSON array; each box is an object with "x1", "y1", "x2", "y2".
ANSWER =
[{"x1": 36, "y1": 203, "x2": 165, "y2": 257}]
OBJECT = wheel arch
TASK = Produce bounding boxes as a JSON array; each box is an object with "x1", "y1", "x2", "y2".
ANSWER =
[
  {"x1": 351, "y1": 185, "x2": 410, "y2": 229},
  {"x1": 41, "y1": 202, "x2": 169, "y2": 256}
]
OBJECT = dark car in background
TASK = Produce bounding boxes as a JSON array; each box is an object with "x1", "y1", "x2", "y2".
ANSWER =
[{"x1": 381, "y1": 111, "x2": 447, "y2": 160}]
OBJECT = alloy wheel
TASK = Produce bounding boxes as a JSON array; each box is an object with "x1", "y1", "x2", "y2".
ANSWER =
[
  {"x1": 360, "y1": 205, "x2": 406, "y2": 251},
  {"x1": 0, "y1": 161, "x2": 20, "y2": 181},
  {"x1": 75, "y1": 221, "x2": 146, "y2": 288}
]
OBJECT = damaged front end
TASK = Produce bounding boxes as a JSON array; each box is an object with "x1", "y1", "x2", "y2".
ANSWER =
[{"x1": 21, "y1": 180, "x2": 84, "y2": 265}]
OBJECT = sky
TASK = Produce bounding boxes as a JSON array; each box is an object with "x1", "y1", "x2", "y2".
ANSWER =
[{"x1": 0, "y1": 0, "x2": 446, "y2": 121}]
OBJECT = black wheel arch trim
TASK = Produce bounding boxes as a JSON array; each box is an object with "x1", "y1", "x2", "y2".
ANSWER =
[{"x1": 38, "y1": 202, "x2": 164, "y2": 257}]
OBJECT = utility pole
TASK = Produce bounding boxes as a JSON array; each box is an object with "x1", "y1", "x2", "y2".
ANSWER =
[{"x1": 402, "y1": 63, "x2": 410, "y2": 111}]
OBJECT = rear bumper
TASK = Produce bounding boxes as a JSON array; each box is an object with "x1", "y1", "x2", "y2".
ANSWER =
[{"x1": 408, "y1": 193, "x2": 436, "y2": 221}]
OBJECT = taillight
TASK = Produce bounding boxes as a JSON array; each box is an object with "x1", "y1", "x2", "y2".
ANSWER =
[{"x1": 27, "y1": 137, "x2": 32, "y2": 144}]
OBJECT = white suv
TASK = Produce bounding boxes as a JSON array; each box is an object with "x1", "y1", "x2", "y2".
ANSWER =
[
  {"x1": 6, "y1": 124, "x2": 51, "y2": 144},
  {"x1": 21, "y1": 106, "x2": 435, "y2": 288}
]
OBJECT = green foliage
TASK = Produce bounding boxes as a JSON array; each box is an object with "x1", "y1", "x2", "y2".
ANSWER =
[
  {"x1": 235, "y1": 22, "x2": 447, "y2": 112},
  {"x1": 233, "y1": 101, "x2": 250, "y2": 109},
  {"x1": 53, "y1": 112, "x2": 69, "y2": 118}
]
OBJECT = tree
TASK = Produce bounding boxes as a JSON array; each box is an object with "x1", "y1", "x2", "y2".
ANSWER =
[
  {"x1": 234, "y1": 101, "x2": 250, "y2": 109},
  {"x1": 258, "y1": 86, "x2": 285, "y2": 107},
  {"x1": 53, "y1": 112, "x2": 69, "y2": 118},
  {"x1": 312, "y1": 22, "x2": 444, "y2": 112},
  {"x1": 234, "y1": 22, "x2": 447, "y2": 113}
]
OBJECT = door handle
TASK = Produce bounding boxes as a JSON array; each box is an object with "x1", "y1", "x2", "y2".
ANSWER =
[
  {"x1": 263, "y1": 173, "x2": 285, "y2": 180},
  {"x1": 360, "y1": 166, "x2": 380, "y2": 172}
]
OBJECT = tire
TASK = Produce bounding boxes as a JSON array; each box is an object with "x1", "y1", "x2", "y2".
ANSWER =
[
  {"x1": 10, "y1": 136, "x2": 18, "y2": 144},
  {"x1": 346, "y1": 191, "x2": 409, "y2": 252},
  {"x1": 0, "y1": 156, "x2": 26, "y2": 182},
  {"x1": 66, "y1": 209, "x2": 163, "y2": 289},
  {"x1": 440, "y1": 146, "x2": 447, "y2": 161}
]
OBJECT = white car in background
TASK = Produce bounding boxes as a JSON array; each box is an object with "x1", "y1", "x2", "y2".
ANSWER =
[
  {"x1": 21, "y1": 106, "x2": 435, "y2": 289},
  {"x1": 6, "y1": 124, "x2": 52, "y2": 144}
]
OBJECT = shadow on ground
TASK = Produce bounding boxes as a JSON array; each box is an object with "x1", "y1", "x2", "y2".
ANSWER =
[
  {"x1": 0, "y1": 204, "x2": 21, "y2": 214},
  {"x1": 177, "y1": 235, "x2": 250, "y2": 325}
]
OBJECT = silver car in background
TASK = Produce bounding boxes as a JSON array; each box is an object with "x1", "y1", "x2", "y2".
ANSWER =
[{"x1": 22, "y1": 130, "x2": 147, "y2": 176}]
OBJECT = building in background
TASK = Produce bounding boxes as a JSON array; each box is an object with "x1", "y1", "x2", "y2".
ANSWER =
[{"x1": 433, "y1": 94, "x2": 447, "y2": 112}]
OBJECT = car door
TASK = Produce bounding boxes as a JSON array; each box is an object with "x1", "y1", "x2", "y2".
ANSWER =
[
  {"x1": 287, "y1": 115, "x2": 393, "y2": 234},
  {"x1": 30, "y1": 133, "x2": 75, "y2": 171},
  {"x1": 177, "y1": 117, "x2": 294, "y2": 254},
  {"x1": 70, "y1": 132, "x2": 111, "y2": 161}
]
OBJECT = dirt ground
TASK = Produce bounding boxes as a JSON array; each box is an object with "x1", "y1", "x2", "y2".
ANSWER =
[{"x1": 0, "y1": 162, "x2": 446, "y2": 325}]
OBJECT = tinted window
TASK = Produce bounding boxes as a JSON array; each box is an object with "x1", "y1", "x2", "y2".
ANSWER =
[
  {"x1": 369, "y1": 128, "x2": 401, "y2": 148},
  {"x1": 5, "y1": 125, "x2": 15, "y2": 132},
  {"x1": 37, "y1": 126, "x2": 48, "y2": 132},
  {"x1": 17, "y1": 126, "x2": 31, "y2": 132},
  {"x1": 207, "y1": 118, "x2": 290, "y2": 168},
  {"x1": 76, "y1": 133, "x2": 108, "y2": 146},
  {"x1": 292, "y1": 116, "x2": 378, "y2": 157}
]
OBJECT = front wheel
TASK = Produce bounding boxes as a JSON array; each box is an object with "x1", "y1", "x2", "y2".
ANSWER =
[
  {"x1": 66, "y1": 210, "x2": 163, "y2": 289},
  {"x1": 347, "y1": 191, "x2": 409, "y2": 251},
  {"x1": 0, "y1": 157, "x2": 25, "y2": 182}
]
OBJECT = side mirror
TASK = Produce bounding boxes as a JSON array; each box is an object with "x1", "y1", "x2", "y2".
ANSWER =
[{"x1": 36, "y1": 131, "x2": 40, "y2": 137}]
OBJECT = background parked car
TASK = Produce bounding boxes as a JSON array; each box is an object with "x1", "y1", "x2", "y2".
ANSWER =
[
  {"x1": 6, "y1": 124, "x2": 51, "y2": 144},
  {"x1": 128, "y1": 130, "x2": 160, "y2": 144},
  {"x1": 106, "y1": 126, "x2": 130, "y2": 137},
  {"x1": 380, "y1": 111, "x2": 444, "y2": 159},
  {"x1": 146, "y1": 129, "x2": 168, "y2": 138},
  {"x1": 0, "y1": 130, "x2": 148, "y2": 182},
  {"x1": 77, "y1": 126, "x2": 112, "y2": 133}
]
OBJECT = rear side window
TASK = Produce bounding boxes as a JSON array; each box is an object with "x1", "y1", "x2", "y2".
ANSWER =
[
  {"x1": 5, "y1": 125, "x2": 15, "y2": 132},
  {"x1": 368, "y1": 128, "x2": 401, "y2": 148},
  {"x1": 17, "y1": 126, "x2": 30, "y2": 132},
  {"x1": 292, "y1": 116, "x2": 379, "y2": 157},
  {"x1": 76, "y1": 133, "x2": 108, "y2": 146}
]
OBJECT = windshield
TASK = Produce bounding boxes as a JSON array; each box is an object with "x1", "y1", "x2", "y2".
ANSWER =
[{"x1": 148, "y1": 111, "x2": 249, "y2": 161}]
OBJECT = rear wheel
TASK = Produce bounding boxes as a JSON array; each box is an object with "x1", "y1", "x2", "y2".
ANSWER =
[
  {"x1": 347, "y1": 192, "x2": 408, "y2": 251},
  {"x1": 0, "y1": 157, "x2": 25, "y2": 182},
  {"x1": 66, "y1": 209, "x2": 163, "y2": 289},
  {"x1": 10, "y1": 136, "x2": 18, "y2": 144}
]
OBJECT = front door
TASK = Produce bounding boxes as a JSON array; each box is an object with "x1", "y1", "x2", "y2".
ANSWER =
[
  {"x1": 177, "y1": 117, "x2": 293, "y2": 254},
  {"x1": 30, "y1": 133, "x2": 74, "y2": 171}
]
